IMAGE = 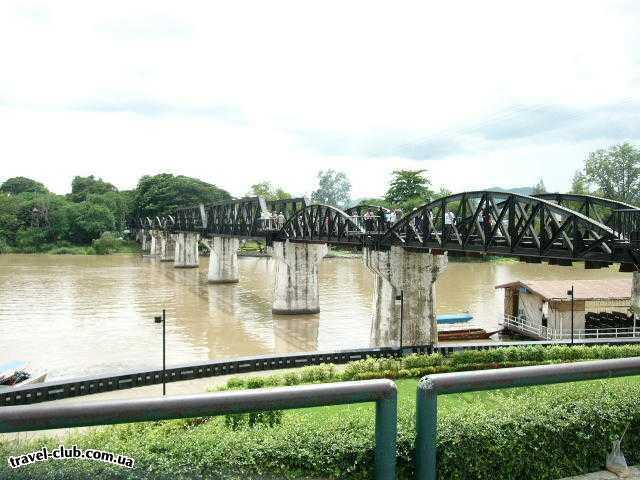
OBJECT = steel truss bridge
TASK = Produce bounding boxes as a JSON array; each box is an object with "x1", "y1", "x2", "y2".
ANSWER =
[{"x1": 133, "y1": 191, "x2": 640, "y2": 269}]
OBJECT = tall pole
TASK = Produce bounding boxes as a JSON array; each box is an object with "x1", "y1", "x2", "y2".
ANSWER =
[
  {"x1": 162, "y1": 309, "x2": 166, "y2": 396},
  {"x1": 567, "y1": 286, "x2": 575, "y2": 345},
  {"x1": 399, "y1": 290, "x2": 404, "y2": 352},
  {"x1": 154, "y1": 311, "x2": 167, "y2": 397}
]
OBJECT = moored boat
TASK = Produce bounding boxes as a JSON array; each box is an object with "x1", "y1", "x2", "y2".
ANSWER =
[{"x1": 0, "y1": 361, "x2": 47, "y2": 389}]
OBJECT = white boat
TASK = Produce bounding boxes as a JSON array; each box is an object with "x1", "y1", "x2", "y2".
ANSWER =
[{"x1": 0, "y1": 360, "x2": 47, "y2": 390}]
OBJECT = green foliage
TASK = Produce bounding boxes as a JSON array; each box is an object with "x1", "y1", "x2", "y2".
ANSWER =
[
  {"x1": 570, "y1": 169, "x2": 589, "y2": 195},
  {"x1": 6, "y1": 378, "x2": 640, "y2": 479},
  {"x1": 223, "y1": 375, "x2": 286, "y2": 431},
  {"x1": 68, "y1": 175, "x2": 117, "y2": 203},
  {"x1": 133, "y1": 173, "x2": 231, "y2": 218},
  {"x1": 246, "y1": 181, "x2": 291, "y2": 200},
  {"x1": 86, "y1": 191, "x2": 133, "y2": 232},
  {"x1": 0, "y1": 193, "x2": 20, "y2": 243},
  {"x1": 532, "y1": 178, "x2": 547, "y2": 195},
  {"x1": 64, "y1": 203, "x2": 116, "y2": 244},
  {"x1": 351, "y1": 197, "x2": 393, "y2": 209},
  {"x1": 0, "y1": 173, "x2": 225, "y2": 253},
  {"x1": 437, "y1": 381, "x2": 640, "y2": 479},
  {"x1": 311, "y1": 169, "x2": 352, "y2": 207},
  {"x1": 584, "y1": 142, "x2": 640, "y2": 205},
  {"x1": 0, "y1": 236, "x2": 11, "y2": 253},
  {"x1": 0, "y1": 176, "x2": 48, "y2": 195},
  {"x1": 92, "y1": 232, "x2": 120, "y2": 254},
  {"x1": 14, "y1": 228, "x2": 51, "y2": 253},
  {"x1": 216, "y1": 345, "x2": 640, "y2": 390},
  {"x1": 384, "y1": 169, "x2": 434, "y2": 212}
]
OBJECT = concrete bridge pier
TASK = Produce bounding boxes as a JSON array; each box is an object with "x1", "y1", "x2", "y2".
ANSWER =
[
  {"x1": 160, "y1": 233, "x2": 176, "y2": 262},
  {"x1": 370, "y1": 275, "x2": 399, "y2": 347},
  {"x1": 205, "y1": 236, "x2": 240, "y2": 283},
  {"x1": 150, "y1": 230, "x2": 163, "y2": 257},
  {"x1": 364, "y1": 246, "x2": 448, "y2": 347},
  {"x1": 140, "y1": 229, "x2": 152, "y2": 253},
  {"x1": 173, "y1": 232, "x2": 200, "y2": 268},
  {"x1": 270, "y1": 241, "x2": 328, "y2": 315}
]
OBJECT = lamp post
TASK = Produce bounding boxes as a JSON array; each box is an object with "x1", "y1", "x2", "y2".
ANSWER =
[
  {"x1": 567, "y1": 286, "x2": 575, "y2": 345},
  {"x1": 396, "y1": 291, "x2": 404, "y2": 353},
  {"x1": 154, "y1": 309, "x2": 166, "y2": 396}
]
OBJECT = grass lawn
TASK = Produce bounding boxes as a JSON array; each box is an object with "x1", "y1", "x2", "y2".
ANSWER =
[{"x1": 288, "y1": 375, "x2": 640, "y2": 423}]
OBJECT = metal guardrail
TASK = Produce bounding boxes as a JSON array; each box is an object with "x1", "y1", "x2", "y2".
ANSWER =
[
  {"x1": 6, "y1": 339, "x2": 640, "y2": 407},
  {"x1": 0, "y1": 379, "x2": 397, "y2": 479},
  {"x1": 415, "y1": 357, "x2": 640, "y2": 480}
]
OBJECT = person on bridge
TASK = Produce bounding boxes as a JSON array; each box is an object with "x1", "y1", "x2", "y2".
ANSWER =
[
  {"x1": 363, "y1": 209, "x2": 375, "y2": 232},
  {"x1": 260, "y1": 209, "x2": 273, "y2": 230},
  {"x1": 385, "y1": 210, "x2": 395, "y2": 227},
  {"x1": 482, "y1": 208, "x2": 493, "y2": 241},
  {"x1": 277, "y1": 212, "x2": 286, "y2": 229},
  {"x1": 444, "y1": 209, "x2": 456, "y2": 240}
]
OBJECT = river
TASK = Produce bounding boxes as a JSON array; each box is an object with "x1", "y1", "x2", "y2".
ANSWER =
[{"x1": 0, "y1": 253, "x2": 630, "y2": 381}]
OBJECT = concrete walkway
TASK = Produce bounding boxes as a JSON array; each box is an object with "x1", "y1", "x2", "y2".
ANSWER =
[
  {"x1": 0, "y1": 367, "x2": 305, "y2": 442},
  {"x1": 561, "y1": 467, "x2": 640, "y2": 479}
]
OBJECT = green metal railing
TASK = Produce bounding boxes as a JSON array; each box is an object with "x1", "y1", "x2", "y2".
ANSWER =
[
  {"x1": 0, "y1": 379, "x2": 397, "y2": 480},
  {"x1": 415, "y1": 357, "x2": 640, "y2": 480}
]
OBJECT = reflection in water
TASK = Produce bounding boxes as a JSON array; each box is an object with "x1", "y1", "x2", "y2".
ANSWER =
[{"x1": 0, "y1": 254, "x2": 630, "y2": 380}]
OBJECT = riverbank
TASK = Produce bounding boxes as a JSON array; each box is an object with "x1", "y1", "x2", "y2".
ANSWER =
[
  {"x1": 4, "y1": 347, "x2": 640, "y2": 479},
  {"x1": 1, "y1": 240, "x2": 141, "y2": 256}
]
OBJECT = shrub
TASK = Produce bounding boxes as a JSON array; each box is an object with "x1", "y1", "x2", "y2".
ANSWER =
[
  {"x1": 6, "y1": 378, "x2": 640, "y2": 479},
  {"x1": 92, "y1": 232, "x2": 120, "y2": 255},
  {"x1": 0, "y1": 236, "x2": 11, "y2": 254},
  {"x1": 225, "y1": 377, "x2": 246, "y2": 389},
  {"x1": 402, "y1": 353, "x2": 443, "y2": 369},
  {"x1": 299, "y1": 363, "x2": 337, "y2": 383},
  {"x1": 223, "y1": 375, "x2": 285, "y2": 430},
  {"x1": 282, "y1": 371, "x2": 301, "y2": 386}
]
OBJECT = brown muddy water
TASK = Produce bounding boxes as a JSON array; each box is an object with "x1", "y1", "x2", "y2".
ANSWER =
[{"x1": 0, "y1": 254, "x2": 629, "y2": 381}]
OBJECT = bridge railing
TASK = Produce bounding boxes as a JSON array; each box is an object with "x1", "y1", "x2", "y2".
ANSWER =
[
  {"x1": 502, "y1": 315, "x2": 640, "y2": 340},
  {"x1": 614, "y1": 209, "x2": 640, "y2": 244},
  {"x1": 0, "y1": 380, "x2": 397, "y2": 480},
  {"x1": 415, "y1": 357, "x2": 640, "y2": 479}
]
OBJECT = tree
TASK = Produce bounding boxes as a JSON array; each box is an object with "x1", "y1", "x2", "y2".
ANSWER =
[
  {"x1": 64, "y1": 202, "x2": 116, "y2": 244},
  {"x1": 0, "y1": 193, "x2": 20, "y2": 244},
  {"x1": 384, "y1": 170, "x2": 434, "y2": 212},
  {"x1": 584, "y1": 143, "x2": 640, "y2": 204},
  {"x1": 133, "y1": 174, "x2": 231, "y2": 217},
  {"x1": 569, "y1": 170, "x2": 589, "y2": 195},
  {"x1": 68, "y1": 175, "x2": 117, "y2": 203},
  {"x1": 532, "y1": 179, "x2": 547, "y2": 195},
  {"x1": 0, "y1": 177, "x2": 48, "y2": 195},
  {"x1": 247, "y1": 182, "x2": 291, "y2": 201},
  {"x1": 311, "y1": 170, "x2": 351, "y2": 207},
  {"x1": 87, "y1": 191, "x2": 134, "y2": 232}
]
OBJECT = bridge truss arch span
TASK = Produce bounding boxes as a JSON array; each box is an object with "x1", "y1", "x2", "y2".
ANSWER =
[
  {"x1": 534, "y1": 193, "x2": 639, "y2": 233},
  {"x1": 275, "y1": 204, "x2": 366, "y2": 246},
  {"x1": 380, "y1": 190, "x2": 637, "y2": 265}
]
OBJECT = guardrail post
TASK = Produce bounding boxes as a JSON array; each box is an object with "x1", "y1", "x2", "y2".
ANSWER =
[
  {"x1": 416, "y1": 381, "x2": 438, "y2": 480},
  {"x1": 375, "y1": 394, "x2": 397, "y2": 479}
]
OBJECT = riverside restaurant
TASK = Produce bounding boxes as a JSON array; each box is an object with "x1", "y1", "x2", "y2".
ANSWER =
[{"x1": 497, "y1": 279, "x2": 635, "y2": 341}]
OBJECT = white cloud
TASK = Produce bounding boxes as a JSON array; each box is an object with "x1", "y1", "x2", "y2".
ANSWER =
[{"x1": 0, "y1": 0, "x2": 638, "y2": 198}]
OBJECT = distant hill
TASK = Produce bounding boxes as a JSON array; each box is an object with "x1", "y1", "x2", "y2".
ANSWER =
[{"x1": 487, "y1": 186, "x2": 534, "y2": 196}]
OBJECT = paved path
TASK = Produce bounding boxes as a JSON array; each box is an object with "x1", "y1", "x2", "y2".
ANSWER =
[
  {"x1": 0, "y1": 367, "x2": 305, "y2": 442},
  {"x1": 561, "y1": 466, "x2": 640, "y2": 479}
]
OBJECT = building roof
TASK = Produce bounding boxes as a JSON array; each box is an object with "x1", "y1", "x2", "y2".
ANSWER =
[{"x1": 495, "y1": 279, "x2": 632, "y2": 301}]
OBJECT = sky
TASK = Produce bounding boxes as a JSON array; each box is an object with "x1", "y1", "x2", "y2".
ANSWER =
[{"x1": 0, "y1": 1, "x2": 639, "y2": 199}]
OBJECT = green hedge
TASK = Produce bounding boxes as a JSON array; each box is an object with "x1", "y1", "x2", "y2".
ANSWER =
[
  {"x1": 3, "y1": 379, "x2": 640, "y2": 479},
  {"x1": 215, "y1": 344, "x2": 640, "y2": 391},
  {"x1": 6, "y1": 345, "x2": 640, "y2": 479}
]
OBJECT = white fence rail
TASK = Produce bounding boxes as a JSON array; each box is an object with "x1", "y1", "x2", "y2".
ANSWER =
[{"x1": 501, "y1": 315, "x2": 640, "y2": 340}]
